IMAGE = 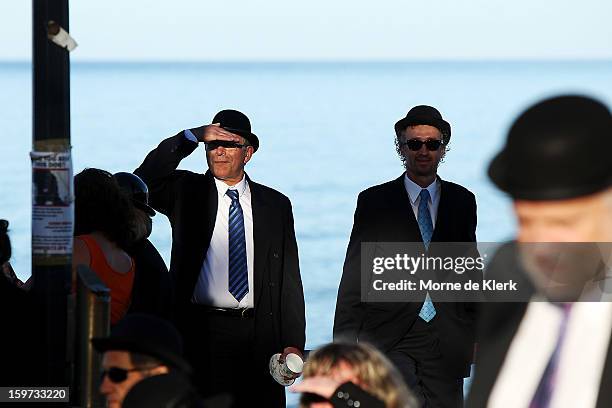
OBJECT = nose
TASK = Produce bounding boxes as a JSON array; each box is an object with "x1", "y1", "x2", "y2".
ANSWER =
[
  {"x1": 215, "y1": 146, "x2": 226, "y2": 156},
  {"x1": 99, "y1": 374, "x2": 113, "y2": 396},
  {"x1": 417, "y1": 143, "x2": 429, "y2": 154}
]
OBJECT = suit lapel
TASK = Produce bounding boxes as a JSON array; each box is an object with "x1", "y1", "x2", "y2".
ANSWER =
[
  {"x1": 182, "y1": 171, "x2": 218, "y2": 302},
  {"x1": 431, "y1": 177, "x2": 450, "y2": 242},
  {"x1": 391, "y1": 175, "x2": 422, "y2": 241},
  {"x1": 247, "y1": 175, "x2": 270, "y2": 310}
]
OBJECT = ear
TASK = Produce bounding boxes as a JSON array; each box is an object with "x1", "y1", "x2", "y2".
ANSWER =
[{"x1": 243, "y1": 146, "x2": 254, "y2": 165}]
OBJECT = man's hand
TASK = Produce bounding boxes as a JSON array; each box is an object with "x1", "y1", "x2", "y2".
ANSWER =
[
  {"x1": 189, "y1": 123, "x2": 241, "y2": 143},
  {"x1": 279, "y1": 346, "x2": 303, "y2": 381},
  {"x1": 289, "y1": 376, "x2": 340, "y2": 399}
]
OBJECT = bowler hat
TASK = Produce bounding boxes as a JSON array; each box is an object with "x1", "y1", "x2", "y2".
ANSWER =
[
  {"x1": 488, "y1": 95, "x2": 612, "y2": 200},
  {"x1": 92, "y1": 314, "x2": 191, "y2": 374},
  {"x1": 395, "y1": 105, "x2": 452, "y2": 144},
  {"x1": 113, "y1": 172, "x2": 156, "y2": 217},
  {"x1": 212, "y1": 109, "x2": 259, "y2": 152}
]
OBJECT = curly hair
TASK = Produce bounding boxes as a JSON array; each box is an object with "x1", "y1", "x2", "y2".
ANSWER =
[
  {"x1": 74, "y1": 168, "x2": 136, "y2": 249},
  {"x1": 301, "y1": 342, "x2": 418, "y2": 408},
  {"x1": 395, "y1": 126, "x2": 449, "y2": 170}
]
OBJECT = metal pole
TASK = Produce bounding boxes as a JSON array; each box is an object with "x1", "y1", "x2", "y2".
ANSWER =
[
  {"x1": 75, "y1": 266, "x2": 110, "y2": 408},
  {"x1": 32, "y1": 0, "x2": 72, "y2": 386}
]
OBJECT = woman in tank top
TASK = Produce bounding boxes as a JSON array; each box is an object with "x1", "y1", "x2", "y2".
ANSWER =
[{"x1": 73, "y1": 168, "x2": 137, "y2": 325}]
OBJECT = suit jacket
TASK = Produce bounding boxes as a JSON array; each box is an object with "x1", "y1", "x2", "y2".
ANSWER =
[
  {"x1": 333, "y1": 175, "x2": 478, "y2": 378},
  {"x1": 127, "y1": 238, "x2": 174, "y2": 321},
  {"x1": 467, "y1": 242, "x2": 612, "y2": 408},
  {"x1": 134, "y1": 132, "x2": 306, "y2": 355}
]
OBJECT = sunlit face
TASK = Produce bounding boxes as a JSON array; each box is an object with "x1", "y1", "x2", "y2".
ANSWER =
[
  {"x1": 514, "y1": 189, "x2": 612, "y2": 300},
  {"x1": 398, "y1": 125, "x2": 446, "y2": 182},
  {"x1": 206, "y1": 135, "x2": 254, "y2": 185},
  {"x1": 99, "y1": 351, "x2": 148, "y2": 408},
  {"x1": 308, "y1": 361, "x2": 360, "y2": 408}
]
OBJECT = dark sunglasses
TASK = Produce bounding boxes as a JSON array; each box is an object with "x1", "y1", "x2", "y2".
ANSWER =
[
  {"x1": 100, "y1": 367, "x2": 147, "y2": 384},
  {"x1": 401, "y1": 138, "x2": 444, "y2": 151},
  {"x1": 204, "y1": 140, "x2": 247, "y2": 151}
]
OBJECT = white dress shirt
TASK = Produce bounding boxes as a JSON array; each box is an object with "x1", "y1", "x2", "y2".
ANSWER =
[
  {"x1": 191, "y1": 175, "x2": 255, "y2": 309},
  {"x1": 487, "y1": 300, "x2": 612, "y2": 408},
  {"x1": 403, "y1": 174, "x2": 440, "y2": 227}
]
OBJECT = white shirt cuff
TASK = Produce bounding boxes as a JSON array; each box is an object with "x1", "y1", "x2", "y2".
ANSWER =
[{"x1": 184, "y1": 129, "x2": 198, "y2": 142}]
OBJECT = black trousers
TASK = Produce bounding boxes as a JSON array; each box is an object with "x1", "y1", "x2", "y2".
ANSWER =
[
  {"x1": 182, "y1": 306, "x2": 285, "y2": 408},
  {"x1": 387, "y1": 317, "x2": 464, "y2": 408}
]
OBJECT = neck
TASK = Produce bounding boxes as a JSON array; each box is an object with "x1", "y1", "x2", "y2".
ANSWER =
[
  {"x1": 219, "y1": 172, "x2": 245, "y2": 186},
  {"x1": 406, "y1": 171, "x2": 436, "y2": 188}
]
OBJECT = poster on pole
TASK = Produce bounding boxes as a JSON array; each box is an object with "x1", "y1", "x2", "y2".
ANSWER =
[{"x1": 31, "y1": 151, "x2": 73, "y2": 255}]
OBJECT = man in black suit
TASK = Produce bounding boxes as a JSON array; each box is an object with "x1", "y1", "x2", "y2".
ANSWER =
[
  {"x1": 467, "y1": 95, "x2": 612, "y2": 408},
  {"x1": 135, "y1": 109, "x2": 306, "y2": 408},
  {"x1": 334, "y1": 105, "x2": 478, "y2": 407}
]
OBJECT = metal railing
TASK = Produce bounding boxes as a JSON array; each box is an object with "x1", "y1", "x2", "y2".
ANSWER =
[{"x1": 73, "y1": 265, "x2": 110, "y2": 408}]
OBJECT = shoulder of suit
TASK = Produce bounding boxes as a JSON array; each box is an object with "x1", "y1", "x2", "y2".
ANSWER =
[
  {"x1": 248, "y1": 180, "x2": 292, "y2": 205},
  {"x1": 358, "y1": 178, "x2": 402, "y2": 200},
  {"x1": 440, "y1": 179, "x2": 476, "y2": 200}
]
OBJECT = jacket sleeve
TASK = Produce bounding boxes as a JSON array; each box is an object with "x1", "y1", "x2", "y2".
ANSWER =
[
  {"x1": 464, "y1": 191, "x2": 481, "y2": 320},
  {"x1": 333, "y1": 193, "x2": 368, "y2": 342},
  {"x1": 134, "y1": 131, "x2": 199, "y2": 217},
  {"x1": 280, "y1": 199, "x2": 306, "y2": 350},
  {"x1": 331, "y1": 382, "x2": 386, "y2": 408}
]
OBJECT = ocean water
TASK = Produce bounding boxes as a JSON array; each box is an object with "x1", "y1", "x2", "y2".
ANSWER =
[{"x1": 2, "y1": 61, "x2": 612, "y2": 402}]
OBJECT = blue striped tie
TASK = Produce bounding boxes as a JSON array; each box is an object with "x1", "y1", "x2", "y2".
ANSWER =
[
  {"x1": 226, "y1": 189, "x2": 248, "y2": 301},
  {"x1": 417, "y1": 189, "x2": 436, "y2": 322}
]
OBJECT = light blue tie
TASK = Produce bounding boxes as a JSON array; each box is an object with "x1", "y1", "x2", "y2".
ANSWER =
[
  {"x1": 417, "y1": 189, "x2": 436, "y2": 322},
  {"x1": 226, "y1": 189, "x2": 249, "y2": 301}
]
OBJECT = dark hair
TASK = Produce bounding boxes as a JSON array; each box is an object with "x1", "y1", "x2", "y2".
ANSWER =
[
  {"x1": 74, "y1": 168, "x2": 136, "y2": 249},
  {"x1": 0, "y1": 219, "x2": 11, "y2": 264}
]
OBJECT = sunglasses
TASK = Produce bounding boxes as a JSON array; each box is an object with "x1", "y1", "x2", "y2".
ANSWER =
[
  {"x1": 204, "y1": 140, "x2": 247, "y2": 151},
  {"x1": 401, "y1": 138, "x2": 444, "y2": 151},
  {"x1": 100, "y1": 367, "x2": 147, "y2": 384}
]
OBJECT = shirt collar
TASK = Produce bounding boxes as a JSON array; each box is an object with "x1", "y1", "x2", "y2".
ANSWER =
[
  {"x1": 404, "y1": 174, "x2": 438, "y2": 205},
  {"x1": 213, "y1": 174, "x2": 249, "y2": 199}
]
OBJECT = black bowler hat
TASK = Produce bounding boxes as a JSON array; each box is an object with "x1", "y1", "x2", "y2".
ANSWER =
[
  {"x1": 394, "y1": 105, "x2": 452, "y2": 144},
  {"x1": 92, "y1": 314, "x2": 191, "y2": 374},
  {"x1": 113, "y1": 172, "x2": 156, "y2": 217},
  {"x1": 488, "y1": 95, "x2": 612, "y2": 200},
  {"x1": 212, "y1": 109, "x2": 260, "y2": 152}
]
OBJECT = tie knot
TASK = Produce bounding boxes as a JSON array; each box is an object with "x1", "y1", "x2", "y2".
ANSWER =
[
  {"x1": 226, "y1": 189, "x2": 239, "y2": 202},
  {"x1": 419, "y1": 189, "x2": 430, "y2": 203}
]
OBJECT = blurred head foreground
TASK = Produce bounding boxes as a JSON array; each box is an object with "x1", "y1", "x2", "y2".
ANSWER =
[
  {"x1": 300, "y1": 342, "x2": 417, "y2": 408},
  {"x1": 488, "y1": 95, "x2": 612, "y2": 300}
]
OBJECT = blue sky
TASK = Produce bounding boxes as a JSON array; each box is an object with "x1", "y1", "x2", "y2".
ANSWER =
[{"x1": 1, "y1": 0, "x2": 611, "y2": 61}]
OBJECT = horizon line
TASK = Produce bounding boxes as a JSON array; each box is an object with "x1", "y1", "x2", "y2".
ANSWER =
[{"x1": 1, "y1": 57, "x2": 612, "y2": 65}]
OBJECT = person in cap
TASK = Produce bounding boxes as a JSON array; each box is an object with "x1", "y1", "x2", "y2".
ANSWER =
[
  {"x1": 93, "y1": 313, "x2": 192, "y2": 408},
  {"x1": 466, "y1": 95, "x2": 612, "y2": 408},
  {"x1": 134, "y1": 110, "x2": 305, "y2": 407},
  {"x1": 114, "y1": 172, "x2": 174, "y2": 320},
  {"x1": 334, "y1": 105, "x2": 479, "y2": 407}
]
